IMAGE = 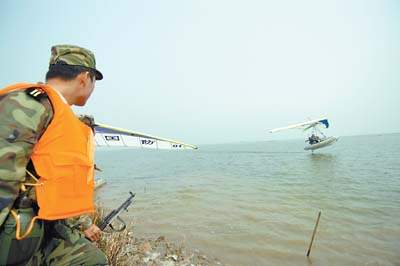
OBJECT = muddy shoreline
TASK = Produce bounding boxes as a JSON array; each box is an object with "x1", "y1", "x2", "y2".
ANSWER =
[{"x1": 97, "y1": 227, "x2": 224, "y2": 266}]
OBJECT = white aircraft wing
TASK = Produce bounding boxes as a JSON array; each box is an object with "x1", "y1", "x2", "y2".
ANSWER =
[
  {"x1": 94, "y1": 123, "x2": 198, "y2": 150},
  {"x1": 269, "y1": 117, "x2": 329, "y2": 133}
]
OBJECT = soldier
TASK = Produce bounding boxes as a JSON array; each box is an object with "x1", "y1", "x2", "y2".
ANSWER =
[{"x1": 0, "y1": 45, "x2": 108, "y2": 265}]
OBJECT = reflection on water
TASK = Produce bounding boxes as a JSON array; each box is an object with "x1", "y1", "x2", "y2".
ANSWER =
[
  {"x1": 309, "y1": 153, "x2": 337, "y2": 161},
  {"x1": 96, "y1": 134, "x2": 400, "y2": 266}
]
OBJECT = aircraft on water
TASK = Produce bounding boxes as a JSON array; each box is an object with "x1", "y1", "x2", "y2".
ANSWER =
[
  {"x1": 93, "y1": 123, "x2": 198, "y2": 150},
  {"x1": 269, "y1": 117, "x2": 338, "y2": 151}
]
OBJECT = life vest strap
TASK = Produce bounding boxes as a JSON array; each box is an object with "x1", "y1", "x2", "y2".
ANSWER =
[{"x1": 10, "y1": 210, "x2": 40, "y2": 240}]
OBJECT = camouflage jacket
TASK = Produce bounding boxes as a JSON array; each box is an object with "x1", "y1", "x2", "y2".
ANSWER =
[{"x1": 0, "y1": 87, "x2": 93, "y2": 230}]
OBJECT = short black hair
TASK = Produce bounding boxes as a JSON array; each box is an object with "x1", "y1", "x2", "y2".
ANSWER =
[{"x1": 45, "y1": 61, "x2": 96, "y2": 81}]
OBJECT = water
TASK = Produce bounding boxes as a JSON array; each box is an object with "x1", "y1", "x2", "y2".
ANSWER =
[{"x1": 95, "y1": 134, "x2": 400, "y2": 266}]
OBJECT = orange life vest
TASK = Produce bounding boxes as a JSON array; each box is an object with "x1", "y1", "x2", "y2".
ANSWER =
[{"x1": 0, "y1": 83, "x2": 95, "y2": 220}]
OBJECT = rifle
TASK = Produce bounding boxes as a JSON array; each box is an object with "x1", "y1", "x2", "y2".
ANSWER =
[{"x1": 98, "y1": 191, "x2": 135, "y2": 232}]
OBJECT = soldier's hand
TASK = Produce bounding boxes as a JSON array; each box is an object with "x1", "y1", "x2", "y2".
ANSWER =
[{"x1": 84, "y1": 224, "x2": 102, "y2": 242}]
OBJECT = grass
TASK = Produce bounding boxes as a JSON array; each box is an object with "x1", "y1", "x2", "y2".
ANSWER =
[{"x1": 92, "y1": 206, "x2": 223, "y2": 266}]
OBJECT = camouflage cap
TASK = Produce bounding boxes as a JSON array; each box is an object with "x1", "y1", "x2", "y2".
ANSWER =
[{"x1": 49, "y1": 44, "x2": 103, "y2": 80}]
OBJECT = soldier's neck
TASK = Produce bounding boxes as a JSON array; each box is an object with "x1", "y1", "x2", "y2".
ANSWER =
[{"x1": 46, "y1": 79, "x2": 76, "y2": 106}]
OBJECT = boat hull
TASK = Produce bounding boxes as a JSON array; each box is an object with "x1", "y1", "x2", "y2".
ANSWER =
[{"x1": 304, "y1": 136, "x2": 338, "y2": 151}]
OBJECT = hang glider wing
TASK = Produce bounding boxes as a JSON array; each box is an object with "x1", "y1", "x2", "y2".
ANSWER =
[
  {"x1": 269, "y1": 117, "x2": 329, "y2": 133},
  {"x1": 94, "y1": 123, "x2": 198, "y2": 150}
]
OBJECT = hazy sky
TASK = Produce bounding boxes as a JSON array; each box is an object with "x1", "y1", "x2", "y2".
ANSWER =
[{"x1": 1, "y1": 0, "x2": 399, "y2": 144}]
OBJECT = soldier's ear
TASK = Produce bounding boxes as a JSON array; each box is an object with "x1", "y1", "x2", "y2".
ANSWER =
[
  {"x1": 84, "y1": 71, "x2": 92, "y2": 81},
  {"x1": 77, "y1": 72, "x2": 90, "y2": 87}
]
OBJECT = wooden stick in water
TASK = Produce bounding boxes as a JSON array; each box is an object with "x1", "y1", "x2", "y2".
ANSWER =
[{"x1": 306, "y1": 211, "x2": 321, "y2": 257}]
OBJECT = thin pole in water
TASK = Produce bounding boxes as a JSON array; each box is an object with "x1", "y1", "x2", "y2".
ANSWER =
[{"x1": 306, "y1": 211, "x2": 321, "y2": 257}]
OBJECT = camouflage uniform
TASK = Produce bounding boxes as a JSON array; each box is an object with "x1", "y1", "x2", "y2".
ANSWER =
[{"x1": 0, "y1": 45, "x2": 107, "y2": 265}]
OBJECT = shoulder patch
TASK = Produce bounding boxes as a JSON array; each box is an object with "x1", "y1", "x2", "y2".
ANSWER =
[{"x1": 25, "y1": 87, "x2": 47, "y2": 101}]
